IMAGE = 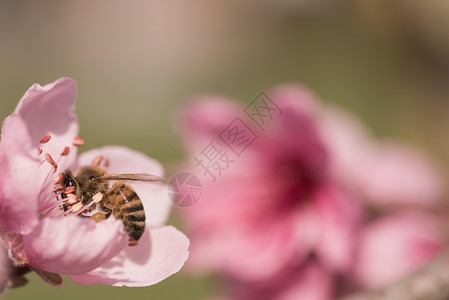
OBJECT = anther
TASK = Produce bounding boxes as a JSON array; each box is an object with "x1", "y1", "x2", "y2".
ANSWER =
[
  {"x1": 52, "y1": 164, "x2": 58, "y2": 173},
  {"x1": 44, "y1": 153, "x2": 55, "y2": 166},
  {"x1": 128, "y1": 239, "x2": 138, "y2": 247},
  {"x1": 37, "y1": 147, "x2": 43, "y2": 155},
  {"x1": 61, "y1": 146, "x2": 70, "y2": 156},
  {"x1": 53, "y1": 187, "x2": 62, "y2": 193},
  {"x1": 67, "y1": 199, "x2": 77, "y2": 205},
  {"x1": 40, "y1": 135, "x2": 51, "y2": 144},
  {"x1": 53, "y1": 175, "x2": 63, "y2": 185},
  {"x1": 92, "y1": 192, "x2": 104, "y2": 203},
  {"x1": 71, "y1": 202, "x2": 83, "y2": 213},
  {"x1": 63, "y1": 186, "x2": 75, "y2": 194},
  {"x1": 73, "y1": 137, "x2": 85, "y2": 146},
  {"x1": 92, "y1": 155, "x2": 103, "y2": 166},
  {"x1": 67, "y1": 193, "x2": 78, "y2": 201}
]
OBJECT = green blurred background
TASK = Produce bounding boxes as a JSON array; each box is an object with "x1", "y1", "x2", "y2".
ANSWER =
[{"x1": 1, "y1": 1, "x2": 449, "y2": 299}]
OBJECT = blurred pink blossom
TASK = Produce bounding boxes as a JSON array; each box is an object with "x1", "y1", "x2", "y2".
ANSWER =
[
  {"x1": 317, "y1": 104, "x2": 448, "y2": 289},
  {"x1": 175, "y1": 85, "x2": 447, "y2": 299},
  {"x1": 0, "y1": 78, "x2": 189, "y2": 288}
]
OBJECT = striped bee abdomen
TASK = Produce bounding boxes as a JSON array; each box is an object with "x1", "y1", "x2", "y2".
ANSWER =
[{"x1": 107, "y1": 182, "x2": 146, "y2": 241}]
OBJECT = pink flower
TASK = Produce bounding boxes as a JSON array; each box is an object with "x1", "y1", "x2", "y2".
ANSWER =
[
  {"x1": 175, "y1": 85, "x2": 447, "y2": 299},
  {"x1": 0, "y1": 78, "x2": 189, "y2": 287},
  {"x1": 353, "y1": 213, "x2": 445, "y2": 289},
  {"x1": 318, "y1": 106, "x2": 448, "y2": 289},
  {"x1": 176, "y1": 86, "x2": 363, "y2": 299}
]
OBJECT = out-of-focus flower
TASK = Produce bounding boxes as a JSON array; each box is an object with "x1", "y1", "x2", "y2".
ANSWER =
[
  {"x1": 0, "y1": 78, "x2": 189, "y2": 288},
  {"x1": 176, "y1": 86, "x2": 363, "y2": 299},
  {"x1": 175, "y1": 85, "x2": 447, "y2": 299},
  {"x1": 318, "y1": 106, "x2": 448, "y2": 289}
]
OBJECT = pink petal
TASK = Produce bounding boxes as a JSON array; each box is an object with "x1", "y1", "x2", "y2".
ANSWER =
[
  {"x1": 277, "y1": 263, "x2": 333, "y2": 300},
  {"x1": 354, "y1": 214, "x2": 445, "y2": 289},
  {"x1": 315, "y1": 185, "x2": 362, "y2": 272},
  {"x1": 23, "y1": 216, "x2": 128, "y2": 275},
  {"x1": 318, "y1": 106, "x2": 444, "y2": 207},
  {"x1": 176, "y1": 96, "x2": 243, "y2": 152},
  {"x1": 70, "y1": 226, "x2": 190, "y2": 286},
  {"x1": 12, "y1": 77, "x2": 79, "y2": 175},
  {"x1": 0, "y1": 118, "x2": 40, "y2": 234},
  {"x1": 78, "y1": 146, "x2": 171, "y2": 226},
  {"x1": 232, "y1": 262, "x2": 333, "y2": 300},
  {"x1": 0, "y1": 78, "x2": 78, "y2": 234},
  {"x1": 357, "y1": 144, "x2": 445, "y2": 207}
]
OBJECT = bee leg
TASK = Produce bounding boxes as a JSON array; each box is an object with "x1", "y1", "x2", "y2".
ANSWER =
[
  {"x1": 90, "y1": 204, "x2": 112, "y2": 223},
  {"x1": 90, "y1": 212, "x2": 108, "y2": 223}
]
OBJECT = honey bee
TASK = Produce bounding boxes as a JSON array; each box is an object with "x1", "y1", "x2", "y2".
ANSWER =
[{"x1": 60, "y1": 166, "x2": 166, "y2": 246}]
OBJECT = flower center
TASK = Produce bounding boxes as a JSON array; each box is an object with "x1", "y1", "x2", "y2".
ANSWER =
[
  {"x1": 276, "y1": 158, "x2": 325, "y2": 210},
  {"x1": 36, "y1": 135, "x2": 105, "y2": 218}
]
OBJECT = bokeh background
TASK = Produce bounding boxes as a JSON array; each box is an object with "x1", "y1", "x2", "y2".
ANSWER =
[{"x1": 1, "y1": 1, "x2": 449, "y2": 299}]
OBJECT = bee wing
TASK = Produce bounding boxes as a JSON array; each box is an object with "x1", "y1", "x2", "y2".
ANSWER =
[{"x1": 98, "y1": 173, "x2": 167, "y2": 183}]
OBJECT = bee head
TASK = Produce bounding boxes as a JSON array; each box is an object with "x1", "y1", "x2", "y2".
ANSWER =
[{"x1": 73, "y1": 166, "x2": 109, "y2": 203}]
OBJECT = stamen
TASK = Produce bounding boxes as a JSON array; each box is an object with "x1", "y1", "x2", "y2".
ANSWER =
[
  {"x1": 61, "y1": 146, "x2": 70, "y2": 156},
  {"x1": 92, "y1": 155, "x2": 103, "y2": 166},
  {"x1": 73, "y1": 137, "x2": 85, "y2": 146},
  {"x1": 37, "y1": 147, "x2": 43, "y2": 155},
  {"x1": 92, "y1": 192, "x2": 104, "y2": 203},
  {"x1": 66, "y1": 198, "x2": 77, "y2": 205},
  {"x1": 63, "y1": 186, "x2": 75, "y2": 194},
  {"x1": 128, "y1": 239, "x2": 138, "y2": 247},
  {"x1": 53, "y1": 175, "x2": 63, "y2": 185},
  {"x1": 52, "y1": 164, "x2": 57, "y2": 173},
  {"x1": 44, "y1": 153, "x2": 55, "y2": 166},
  {"x1": 67, "y1": 193, "x2": 77, "y2": 200},
  {"x1": 71, "y1": 202, "x2": 83, "y2": 213},
  {"x1": 53, "y1": 187, "x2": 62, "y2": 193},
  {"x1": 75, "y1": 199, "x2": 98, "y2": 215},
  {"x1": 40, "y1": 135, "x2": 51, "y2": 144}
]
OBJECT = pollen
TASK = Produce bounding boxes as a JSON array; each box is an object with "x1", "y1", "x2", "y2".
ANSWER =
[
  {"x1": 40, "y1": 135, "x2": 51, "y2": 144},
  {"x1": 37, "y1": 147, "x2": 43, "y2": 155},
  {"x1": 73, "y1": 136, "x2": 85, "y2": 146},
  {"x1": 61, "y1": 146, "x2": 70, "y2": 156},
  {"x1": 67, "y1": 194, "x2": 78, "y2": 205},
  {"x1": 92, "y1": 192, "x2": 104, "y2": 203},
  {"x1": 44, "y1": 153, "x2": 56, "y2": 165},
  {"x1": 67, "y1": 193, "x2": 78, "y2": 200},
  {"x1": 63, "y1": 186, "x2": 75, "y2": 194},
  {"x1": 53, "y1": 174, "x2": 63, "y2": 185},
  {"x1": 71, "y1": 202, "x2": 83, "y2": 213},
  {"x1": 92, "y1": 155, "x2": 103, "y2": 166}
]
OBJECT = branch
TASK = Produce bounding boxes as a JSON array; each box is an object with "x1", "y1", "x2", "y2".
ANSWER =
[{"x1": 341, "y1": 250, "x2": 449, "y2": 300}]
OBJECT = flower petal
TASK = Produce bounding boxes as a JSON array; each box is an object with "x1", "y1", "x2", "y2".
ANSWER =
[
  {"x1": 70, "y1": 226, "x2": 190, "y2": 286},
  {"x1": 78, "y1": 146, "x2": 171, "y2": 227},
  {"x1": 176, "y1": 95, "x2": 243, "y2": 152},
  {"x1": 23, "y1": 216, "x2": 128, "y2": 275},
  {"x1": 315, "y1": 185, "x2": 362, "y2": 272},
  {"x1": 12, "y1": 77, "x2": 79, "y2": 174},
  {"x1": 357, "y1": 143, "x2": 445, "y2": 207},
  {"x1": 0, "y1": 118, "x2": 40, "y2": 234},
  {"x1": 354, "y1": 214, "x2": 445, "y2": 289},
  {"x1": 0, "y1": 78, "x2": 78, "y2": 234}
]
